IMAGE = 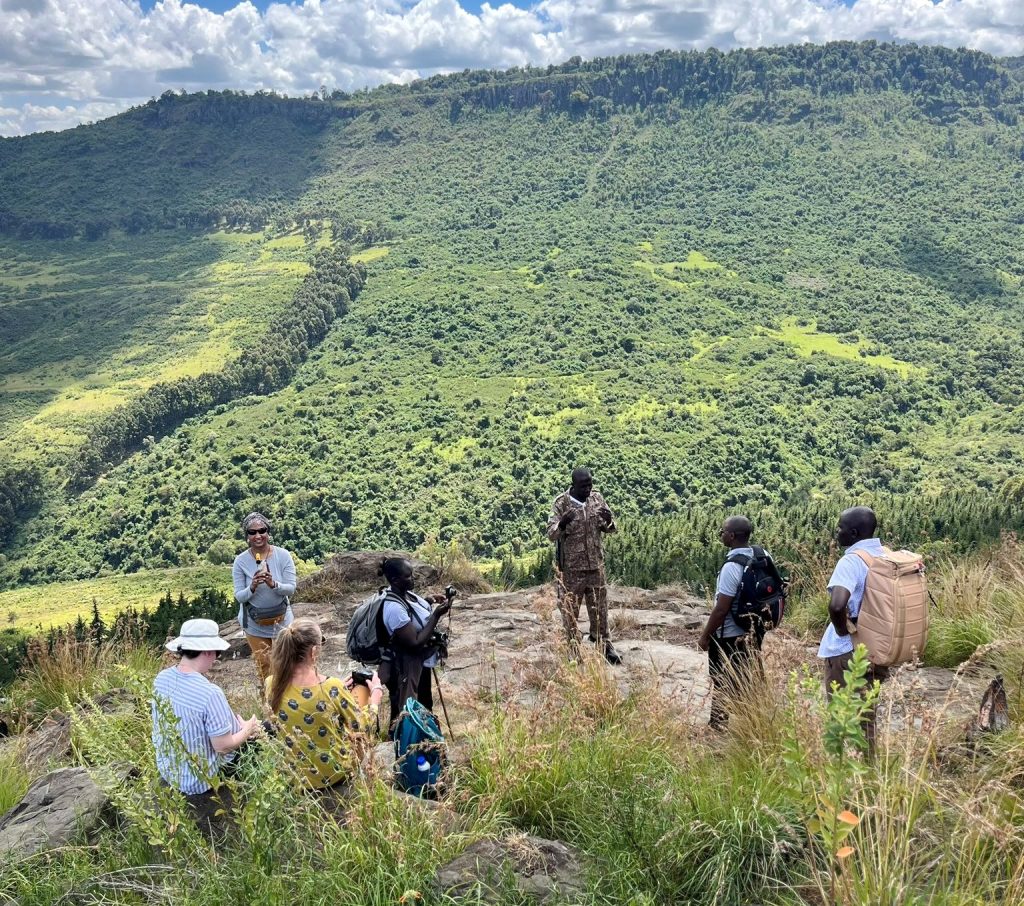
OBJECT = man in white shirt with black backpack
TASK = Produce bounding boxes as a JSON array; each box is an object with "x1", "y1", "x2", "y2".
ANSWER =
[{"x1": 698, "y1": 515, "x2": 764, "y2": 730}]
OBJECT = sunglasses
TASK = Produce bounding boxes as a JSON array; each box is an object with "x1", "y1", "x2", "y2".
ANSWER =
[{"x1": 246, "y1": 527, "x2": 269, "y2": 536}]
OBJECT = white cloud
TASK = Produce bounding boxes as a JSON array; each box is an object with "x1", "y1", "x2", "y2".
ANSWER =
[{"x1": 0, "y1": 0, "x2": 1021, "y2": 135}]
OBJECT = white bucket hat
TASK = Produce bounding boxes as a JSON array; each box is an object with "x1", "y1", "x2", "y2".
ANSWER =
[{"x1": 166, "y1": 618, "x2": 230, "y2": 653}]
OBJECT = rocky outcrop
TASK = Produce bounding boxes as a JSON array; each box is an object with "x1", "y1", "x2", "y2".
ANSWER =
[
  {"x1": 23, "y1": 689, "x2": 136, "y2": 767},
  {"x1": 0, "y1": 767, "x2": 111, "y2": 857},
  {"x1": 434, "y1": 834, "x2": 585, "y2": 904},
  {"x1": 295, "y1": 551, "x2": 440, "y2": 603}
]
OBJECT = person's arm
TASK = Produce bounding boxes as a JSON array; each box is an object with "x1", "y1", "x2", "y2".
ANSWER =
[
  {"x1": 207, "y1": 688, "x2": 259, "y2": 753},
  {"x1": 595, "y1": 493, "x2": 616, "y2": 534},
  {"x1": 211, "y1": 716, "x2": 260, "y2": 754},
  {"x1": 828, "y1": 586, "x2": 852, "y2": 637},
  {"x1": 269, "y1": 551, "x2": 297, "y2": 597},
  {"x1": 546, "y1": 496, "x2": 568, "y2": 541},
  {"x1": 699, "y1": 593, "x2": 735, "y2": 651},
  {"x1": 390, "y1": 597, "x2": 451, "y2": 650},
  {"x1": 233, "y1": 558, "x2": 253, "y2": 604}
]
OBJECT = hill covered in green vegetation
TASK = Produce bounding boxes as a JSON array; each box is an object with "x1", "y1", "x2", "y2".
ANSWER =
[{"x1": 2, "y1": 41, "x2": 1024, "y2": 588}]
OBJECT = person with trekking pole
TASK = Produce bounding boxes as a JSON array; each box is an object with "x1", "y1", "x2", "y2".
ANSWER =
[{"x1": 377, "y1": 557, "x2": 453, "y2": 735}]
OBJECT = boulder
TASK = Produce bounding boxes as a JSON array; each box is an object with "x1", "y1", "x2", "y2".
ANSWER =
[
  {"x1": 24, "y1": 689, "x2": 135, "y2": 767},
  {"x1": 434, "y1": 834, "x2": 585, "y2": 904},
  {"x1": 296, "y1": 551, "x2": 440, "y2": 604},
  {"x1": 0, "y1": 767, "x2": 111, "y2": 858}
]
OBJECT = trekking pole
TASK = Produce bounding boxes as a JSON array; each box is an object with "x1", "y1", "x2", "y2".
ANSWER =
[{"x1": 432, "y1": 668, "x2": 456, "y2": 742}]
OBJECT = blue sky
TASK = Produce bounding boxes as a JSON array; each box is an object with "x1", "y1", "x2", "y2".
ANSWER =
[{"x1": 2, "y1": 0, "x2": 1021, "y2": 136}]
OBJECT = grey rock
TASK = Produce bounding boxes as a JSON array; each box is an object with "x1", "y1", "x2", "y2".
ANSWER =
[
  {"x1": 0, "y1": 767, "x2": 110, "y2": 858},
  {"x1": 296, "y1": 551, "x2": 440, "y2": 603},
  {"x1": 434, "y1": 834, "x2": 585, "y2": 904},
  {"x1": 24, "y1": 689, "x2": 135, "y2": 767}
]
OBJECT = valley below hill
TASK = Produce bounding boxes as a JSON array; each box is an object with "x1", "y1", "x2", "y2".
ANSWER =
[{"x1": 1, "y1": 41, "x2": 1023, "y2": 598}]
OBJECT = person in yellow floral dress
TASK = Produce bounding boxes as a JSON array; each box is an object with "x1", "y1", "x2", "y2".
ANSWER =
[{"x1": 265, "y1": 618, "x2": 383, "y2": 789}]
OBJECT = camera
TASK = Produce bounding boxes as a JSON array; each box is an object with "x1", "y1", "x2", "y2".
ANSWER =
[
  {"x1": 444, "y1": 584, "x2": 456, "y2": 602},
  {"x1": 430, "y1": 629, "x2": 450, "y2": 662},
  {"x1": 350, "y1": 669, "x2": 373, "y2": 688}
]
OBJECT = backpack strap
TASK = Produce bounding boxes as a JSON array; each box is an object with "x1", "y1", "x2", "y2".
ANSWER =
[
  {"x1": 725, "y1": 551, "x2": 752, "y2": 567},
  {"x1": 852, "y1": 546, "x2": 893, "y2": 566},
  {"x1": 716, "y1": 550, "x2": 752, "y2": 639},
  {"x1": 383, "y1": 591, "x2": 426, "y2": 646}
]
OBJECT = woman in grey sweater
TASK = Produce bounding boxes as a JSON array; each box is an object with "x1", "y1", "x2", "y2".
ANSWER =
[{"x1": 232, "y1": 512, "x2": 296, "y2": 685}]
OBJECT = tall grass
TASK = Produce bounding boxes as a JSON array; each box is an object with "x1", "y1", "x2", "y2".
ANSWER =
[
  {"x1": 0, "y1": 743, "x2": 30, "y2": 815},
  {"x1": 6, "y1": 631, "x2": 161, "y2": 727},
  {"x1": 3, "y1": 540, "x2": 1024, "y2": 904},
  {"x1": 925, "y1": 535, "x2": 1024, "y2": 668}
]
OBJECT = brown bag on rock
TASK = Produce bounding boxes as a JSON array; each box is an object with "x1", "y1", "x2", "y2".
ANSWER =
[{"x1": 850, "y1": 547, "x2": 928, "y2": 667}]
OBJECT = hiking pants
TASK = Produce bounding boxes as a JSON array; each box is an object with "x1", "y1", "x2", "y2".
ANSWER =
[
  {"x1": 556, "y1": 572, "x2": 609, "y2": 644},
  {"x1": 708, "y1": 634, "x2": 760, "y2": 728},
  {"x1": 823, "y1": 651, "x2": 889, "y2": 750},
  {"x1": 245, "y1": 634, "x2": 273, "y2": 687},
  {"x1": 380, "y1": 652, "x2": 434, "y2": 733}
]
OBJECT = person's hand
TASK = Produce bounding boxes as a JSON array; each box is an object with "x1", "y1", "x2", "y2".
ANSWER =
[
  {"x1": 368, "y1": 672, "x2": 383, "y2": 695},
  {"x1": 250, "y1": 573, "x2": 267, "y2": 592},
  {"x1": 598, "y1": 507, "x2": 613, "y2": 525},
  {"x1": 435, "y1": 597, "x2": 453, "y2": 617},
  {"x1": 429, "y1": 593, "x2": 447, "y2": 605},
  {"x1": 697, "y1": 634, "x2": 710, "y2": 652},
  {"x1": 265, "y1": 575, "x2": 277, "y2": 589},
  {"x1": 241, "y1": 715, "x2": 261, "y2": 739},
  {"x1": 559, "y1": 509, "x2": 576, "y2": 529}
]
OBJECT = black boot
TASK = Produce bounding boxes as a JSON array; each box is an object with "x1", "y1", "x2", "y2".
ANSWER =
[{"x1": 604, "y1": 642, "x2": 622, "y2": 665}]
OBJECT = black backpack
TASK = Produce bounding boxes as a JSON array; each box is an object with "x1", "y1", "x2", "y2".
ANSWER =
[
  {"x1": 345, "y1": 589, "x2": 431, "y2": 665},
  {"x1": 346, "y1": 589, "x2": 390, "y2": 665},
  {"x1": 726, "y1": 546, "x2": 787, "y2": 636}
]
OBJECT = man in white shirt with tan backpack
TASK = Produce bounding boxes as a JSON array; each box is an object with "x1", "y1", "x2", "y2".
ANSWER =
[{"x1": 819, "y1": 505, "x2": 928, "y2": 748}]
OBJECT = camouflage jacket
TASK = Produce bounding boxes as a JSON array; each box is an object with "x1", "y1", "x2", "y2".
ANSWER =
[{"x1": 546, "y1": 489, "x2": 617, "y2": 576}]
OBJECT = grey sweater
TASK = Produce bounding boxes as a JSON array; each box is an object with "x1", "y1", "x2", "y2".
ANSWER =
[{"x1": 232, "y1": 547, "x2": 297, "y2": 638}]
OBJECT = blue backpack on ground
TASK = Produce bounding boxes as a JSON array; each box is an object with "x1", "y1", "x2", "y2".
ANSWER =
[{"x1": 394, "y1": 697, "x2": 445, "y2": 797}]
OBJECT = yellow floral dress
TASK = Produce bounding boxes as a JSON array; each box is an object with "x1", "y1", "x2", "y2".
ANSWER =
[{"x1": 265, "y1": 676, "x2": 372, "y2": 788}]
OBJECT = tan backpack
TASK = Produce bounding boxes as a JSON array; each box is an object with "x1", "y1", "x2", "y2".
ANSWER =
[{"x1": 849, "y1": 548, "x2": 928, "y2": 667}]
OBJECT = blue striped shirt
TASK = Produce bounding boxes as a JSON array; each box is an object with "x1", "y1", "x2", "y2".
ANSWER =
[{"x1": 152, "y1": 667, "x2": 239, "y2": 795}]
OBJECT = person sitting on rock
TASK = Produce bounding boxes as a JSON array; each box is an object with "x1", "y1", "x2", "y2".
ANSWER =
[
  {"x1": 378, "y1": 557, "x2": 452, "y2": 732},
  {"x1": 152, "y1": 618, "x2": 262, "y2": 835},
  {"x1": 232, "y1": 512, "x2": 297, "y2": 687},
  {"x1": 265, "y1": 618, "x2": 383, "y2": 791}
]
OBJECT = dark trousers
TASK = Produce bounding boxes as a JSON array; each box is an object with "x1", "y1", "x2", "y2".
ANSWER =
[
  {"x1": 824, "y1": 650, "x2": 889, "y2": 750},
  {"x1": 708, "y1": 634, "x2": 760, "y2": 728},
  {"x1": 159, "y1": 779, "x2": 234, "y2": 842},
  {"x1": 381, "y1": 653, "x2": 434, "y2": 732}
]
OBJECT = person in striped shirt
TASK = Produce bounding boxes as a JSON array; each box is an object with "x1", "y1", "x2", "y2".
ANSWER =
[{"x1": 152, "y1": 618, "x2": 261, "y2": 835}]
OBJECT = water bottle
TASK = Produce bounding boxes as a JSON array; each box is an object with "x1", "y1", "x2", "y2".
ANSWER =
[{"x1": 416, "y1": 754, "x2": 430, "y2": 774}]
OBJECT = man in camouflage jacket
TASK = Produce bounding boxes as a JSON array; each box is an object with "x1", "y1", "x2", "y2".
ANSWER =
[{"x1": 546, "y1": 467, "x2": 622, "y2": 664}]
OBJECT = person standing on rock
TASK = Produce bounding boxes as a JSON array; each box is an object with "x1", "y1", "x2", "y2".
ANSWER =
[
  {"x1": 152, "y1": 618, "x2": 262, "y2": 836},
  {"x1": 546, "y1": 467, "x2": 622, "y2": 665},
  {"x1": 819, "y1": 505, "x2": 889, "y2": 747},
  {"x1": 379, "y1": 557, "x2": 453, "y2": 733},
  {"x1": 232, "y1": 512, "x2": 297, "y2": 686},
  {"x1": 698, "y1": 515, "x2": 763, "y2": 729}
]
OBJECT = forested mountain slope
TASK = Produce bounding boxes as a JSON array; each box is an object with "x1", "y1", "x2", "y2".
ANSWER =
[{"x1": 1, "y1": 41, "x2": 1023, "y2": 585}]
